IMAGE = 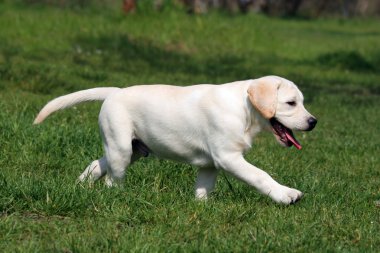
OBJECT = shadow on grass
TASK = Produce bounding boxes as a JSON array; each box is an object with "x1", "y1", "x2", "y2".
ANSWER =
[
  {"x1": 73, "y1": 33, "x2": 380, "y2": 88},
  {"x1": 73, "y1": 34, "x2": 263, "y2": 82},
  {"x1": 316, "y1": 50, "x2": 375, "y2": 72}
]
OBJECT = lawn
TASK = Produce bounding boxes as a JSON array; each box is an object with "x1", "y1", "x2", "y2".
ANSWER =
[{"x1": 0, "y1": 2, "x2": 379, "y2": 252}]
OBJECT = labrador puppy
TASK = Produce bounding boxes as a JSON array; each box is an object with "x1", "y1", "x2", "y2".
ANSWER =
[{"x1": 34, "y1": 76, "x2": 317, "y2": 204}]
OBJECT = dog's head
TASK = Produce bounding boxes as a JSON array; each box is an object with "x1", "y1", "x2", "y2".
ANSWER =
[{"x1": 247, "y1": 76, "x2": 317, "y2": 149}]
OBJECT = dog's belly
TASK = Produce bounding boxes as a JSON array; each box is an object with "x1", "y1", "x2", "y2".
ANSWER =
[
  {"x1": 156, "y1": 148, "x2": 213, "y2": 167},
  {"x1": 133, "y1": 124, "x2": 214, "y2": 168},
  {"x1": 139, "y1": 136, "x2": 214, "y2": 167}
]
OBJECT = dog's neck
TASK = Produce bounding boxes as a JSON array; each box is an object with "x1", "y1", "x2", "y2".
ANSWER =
[{"x1": 242, "y1": 95, "x2": 270, "y2": 150}]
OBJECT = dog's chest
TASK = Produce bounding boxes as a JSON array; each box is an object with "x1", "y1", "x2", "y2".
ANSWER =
[{"x1": 243, "y1": 123, "x2": 262, "y2": 151}]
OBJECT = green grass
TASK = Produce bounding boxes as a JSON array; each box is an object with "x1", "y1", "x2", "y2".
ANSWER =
[{"x1": 0, "y1": 2, "x2": 380, "y2": 252}]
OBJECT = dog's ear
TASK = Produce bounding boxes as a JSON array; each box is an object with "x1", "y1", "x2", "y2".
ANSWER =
[{"x1": 247, "y1": 77, "x2": 281, "y2": 119}]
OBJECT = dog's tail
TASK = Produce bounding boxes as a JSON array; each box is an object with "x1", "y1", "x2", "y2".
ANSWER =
[{"x1": 33, "y1": 87, "x2": 120, "y2": 124}]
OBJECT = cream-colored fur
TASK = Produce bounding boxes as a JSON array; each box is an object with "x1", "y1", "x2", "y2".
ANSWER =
[{"x1": 34, "y1": 76, "x2": 316, "y2": 204}]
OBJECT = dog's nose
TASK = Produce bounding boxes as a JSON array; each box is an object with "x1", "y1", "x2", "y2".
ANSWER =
[{"x1": 307, "y1": 117, "x2": 317, "y2": 131}]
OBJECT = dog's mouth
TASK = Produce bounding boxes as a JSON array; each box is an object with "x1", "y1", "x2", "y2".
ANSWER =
[{"x1": 270, "y1": 118, "x2": 302, "y2": 150}]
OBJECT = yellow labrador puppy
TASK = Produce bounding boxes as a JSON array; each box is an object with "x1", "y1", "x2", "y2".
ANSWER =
[{"x1": 34, "y1": 76, "x2": 317, "y2": 204}]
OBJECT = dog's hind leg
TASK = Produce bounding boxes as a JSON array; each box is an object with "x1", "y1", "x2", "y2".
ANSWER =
[
  {"x1": 103, "y1": 139, "x2": 133, "y2": 187},
  {"x1": 77, "y1": 140, "x2": 147, "y2": 186},
  {"x1": 99, "y1": 104, "x2": 136, "y2": 187},
  {"x1": 78, "y1": 156, "x2": 108, "y2": 184}
]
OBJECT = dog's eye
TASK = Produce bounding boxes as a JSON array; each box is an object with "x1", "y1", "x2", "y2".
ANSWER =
[{"x1": 287, "y1": 101, "x2": 296, "y2": 106}]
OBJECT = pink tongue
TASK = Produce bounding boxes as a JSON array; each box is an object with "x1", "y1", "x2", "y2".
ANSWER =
[{"x1": 285, "y1": 132, "x2": 302, "y2": 150}]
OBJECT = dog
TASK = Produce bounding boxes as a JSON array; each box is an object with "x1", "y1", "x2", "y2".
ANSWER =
[{"x1": 34, "y1": 76, "x2": 317, "y2": 204}]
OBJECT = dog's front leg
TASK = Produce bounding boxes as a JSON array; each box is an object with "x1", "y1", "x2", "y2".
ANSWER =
[
  {"x1": 195, "y1": 167, "x2": 219, "y2": 200},
  {"x1": 216, "y1": 154, "x2": 302, "y2": 204}
]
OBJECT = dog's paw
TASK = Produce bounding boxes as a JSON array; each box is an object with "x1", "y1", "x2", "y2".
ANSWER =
[
  {"x1": 195, "y1": 188, "x2": 209, "y2": 200},
  {"x1": 269, "y1": 185, "x2": 303, "y2": 205}
]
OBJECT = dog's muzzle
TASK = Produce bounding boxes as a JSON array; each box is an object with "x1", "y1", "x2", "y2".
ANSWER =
[{"x1": 306, "y1": 117, "x2": 317, "y2": 131}]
